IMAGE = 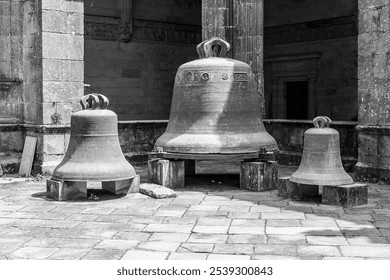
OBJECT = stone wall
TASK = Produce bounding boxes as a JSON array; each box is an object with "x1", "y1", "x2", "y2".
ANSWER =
[
  {"x1": 355, "y1": 0, "x2": 390, "y2": 181},
  {"x1": 0, "y1": 0, "x2": 23, "y2": 123},
  {"x1": 264, "y1": 0, "x2": 357, "y2": 27},
  {"x1": 21, "y1": 0, "x2": 85, "y2": 172},
  {"x1": 263, "y1": 0, "x2": 358, "y2": 121},
  {"x1": 84, "y1": 0, "x2": 201, "y2": 121}
]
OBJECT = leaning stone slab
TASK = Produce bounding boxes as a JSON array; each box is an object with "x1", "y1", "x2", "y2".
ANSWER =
[{"x1": 139, "y1": 183, "x2": 177, "y2": 199}]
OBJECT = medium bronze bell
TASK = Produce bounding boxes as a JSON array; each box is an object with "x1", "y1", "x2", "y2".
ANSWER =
[
  {"x1": 51, "y1": 94, "x2": 136, "y2": 182},
  {"x1": 290, "y1": 116, "x2": 353, "y2": 186},
  {"x1": 155, "y1": 37, "x2": 277, "y2": 154}
]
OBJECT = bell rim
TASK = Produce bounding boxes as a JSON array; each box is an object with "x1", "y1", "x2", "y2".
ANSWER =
[
  {"x1": 50, "y1": 174, "x2": 137, "y2": 182},
  {"x1": 289, "y1": 173, "x2": 354, "y2": 186}
]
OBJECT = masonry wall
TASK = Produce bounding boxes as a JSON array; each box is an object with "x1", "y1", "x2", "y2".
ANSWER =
[
  {"x1": 84, "y1": 0, "x2": 202, "y2": 121},
  {"x1": 0, "y1": 0, "x2": 23, "y2": 123},
  {"x1": 263, "y1": 0, "x2": 358, "y2": 121}
]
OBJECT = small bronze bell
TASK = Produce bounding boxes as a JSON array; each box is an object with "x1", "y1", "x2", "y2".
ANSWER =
[
  {"x1": 51, "y1": 94, "x2": 136, "y2": 182},
  {"x1": 154, "y1": 37, "x2": 278, "y2": 154},
  {"x1": 290, "y1": 116, "x2": 353, "y2": 186}
]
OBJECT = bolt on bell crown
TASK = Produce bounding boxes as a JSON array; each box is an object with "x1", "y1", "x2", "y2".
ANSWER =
[
  {"x1": 289, "y1": 116, "x2": 353, "y2": 186},
  {"x1": 51, "y1": 93, "x2": 136, "y2": 182},
  {"x1": 155, "y1": 37, "x2": 278, "y2": 154}
]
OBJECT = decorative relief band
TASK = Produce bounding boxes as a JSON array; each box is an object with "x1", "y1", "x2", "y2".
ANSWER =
[
  {"x1": 265, "y1": 15, "x2": 357, "y2": 46},
  {"x1": 85, "y1": 15, "x2": 356, "y2": 45},
  {"x1": 85, "y1": 15, "x2": 201, "y2": 44}
]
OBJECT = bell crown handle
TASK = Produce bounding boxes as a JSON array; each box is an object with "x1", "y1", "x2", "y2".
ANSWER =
[
  {"x1": 200, "y1": 37, "x2": 230, "y2": 58},
  {"x1": 196, "y1": 40, "x2": 208, "y2": 59},
  {"x1": 313, "y1": 116, "x2": 332, "y2": 128},
  {"x1": 80, "y1": 93, "x2": 109, "y2": 110}
]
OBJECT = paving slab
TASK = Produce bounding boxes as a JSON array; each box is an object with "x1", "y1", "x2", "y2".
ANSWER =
[
  {"x1": 1, "y1": 163, "x2": 390, "y2": 260},
  {"x1": 121, "y1": 250, "x2": 168, "y2": 260},
  {"x1": 137, "y1": 241, "x2": 180, "y2": 252},
  {"x1": 207, "y1": 254, "x2": 250, "y2": 260},
  {"x1": 187, "y1": 233, "x2": 228, "y2": 244},
  {"x1": 213, "y1": 244, "x2": 254, "y2": 255},
  {"x1": 266, "y1": 219, "x2": 301, "y2": 227},
  {"x1": 340, "y1": 245, "x2": 390, "y2": 258},
  {"x1": 297, "y1": 245, "x2": 341, "y2": 257},
  {"x1": 177, "y1": 243, "x2": 214, "y2": 253},
  {"x1": 168, "y1": 252, "x2": 208, "y2": 260},
  {"x1": 254, "y1": 244, "x2": 297, "y2": 256},
  {"x1": 48, "y1": 248, "x2": 90, "y2": 260},
  {"x1": 8, "y1": 247, "x2": 59, "y2": 259},
  {"x1": 227, "y1": 234, "x2": 266, "y2": 244},
  {"x1": 81, "y1": 249, "x2": 126, "y2": 260},
  {"x1": 149, "y1": 233, "x2": 190, "y2": 242},
  {"x1": 306, "y1": 236, "x2": 348, "y2": 246}
]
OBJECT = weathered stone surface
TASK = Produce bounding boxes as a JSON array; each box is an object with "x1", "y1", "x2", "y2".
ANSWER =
[
  {"x1": 322, "y1": 183, "x2": 368, "y2": 207},
  {"x1": 46, "y1": 179, "x2": 87, "y2": 201},
  {"x1": 148, "y1": 159, "x2": 185, "y2": 189},
  {"x1": 278, "y1": 176, "x2": 300, "y2": 199},
  {"x1": 240, "y1": 160, "x2": 278, "y2": 191},
  {"x1": 139, "y1": 183, "x2": 177, "y2": 199},
  {"x1": 102, "y1": 175, "x2": 140, "y2": 195}
]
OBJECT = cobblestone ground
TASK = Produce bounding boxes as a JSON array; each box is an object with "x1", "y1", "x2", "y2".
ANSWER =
[{"x1": 0, "y1": 162, "x2": 390, "y2": 260}]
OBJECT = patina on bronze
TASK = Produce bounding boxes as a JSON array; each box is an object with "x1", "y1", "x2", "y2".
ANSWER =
[
  {"x1": 155, "y1": 38, "x2": 278, "y2": 154},
  {"x1": 290, "y1": 116, "x2": 353, "y2": 186},
  {"x1": 51, "y1": 94, "x2": 136, "y2": 181}
]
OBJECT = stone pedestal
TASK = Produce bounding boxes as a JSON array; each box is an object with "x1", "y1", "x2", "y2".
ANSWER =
[
  {"x1": 278, "y1": 177, "x2": 368, "y2": 207},
  {"x1": 102, "y1": 175, "x2": 140, "y2": 195},
  {"x1": 322, "y1": 183, "x2": 368, "y2": 207},
  {"x1": 46, "y1": 180, "x2": 87, "y2": 201},
  {"x1": 148, "y1": 159, "x2": 185, "y2": 189},
  {"x1": 240, "y1": 160, "x2": 278, "y2": 191},
  {"x1": 277, "y1": 176, "x2": 300, "y2": 199},
  {"x1": 46, "y1": 175, "x2": 140, "y2": 201}
]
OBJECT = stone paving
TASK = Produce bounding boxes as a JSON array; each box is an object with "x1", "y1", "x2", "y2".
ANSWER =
[{"x1": 0, "y1": 162, "x2": 390, "y2": 260}]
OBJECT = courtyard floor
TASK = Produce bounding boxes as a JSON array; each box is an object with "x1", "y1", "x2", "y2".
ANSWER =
[{"x1": 0, "y1": 161, "x2": 390, "y2": 260}]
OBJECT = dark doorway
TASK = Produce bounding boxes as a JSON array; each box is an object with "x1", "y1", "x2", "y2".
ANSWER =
[{"x1": 286, "y1": 81, "x2": 308, "y2": 120}]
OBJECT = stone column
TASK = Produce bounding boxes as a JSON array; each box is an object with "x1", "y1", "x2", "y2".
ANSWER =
[
  {"x1": 23, "y1": 0, "x2": 84, "y2": 173},
  {"x1": 355, "y1": 0, "x2": 390, "y2": 181},
  {"x1": 202, "y1": 0, "x2": 265, "y2": 114}
]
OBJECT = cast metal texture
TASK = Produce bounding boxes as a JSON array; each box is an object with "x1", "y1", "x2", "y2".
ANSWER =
[
  {"x1": 290, "y1": 116, "x2": 353, "y2": 186},
  {"x1": 155, "y1": 38, "x2": 278, "y2": 154},
  {"x1": 51, "y1": 94, "x2": 136, "y2": 182}
]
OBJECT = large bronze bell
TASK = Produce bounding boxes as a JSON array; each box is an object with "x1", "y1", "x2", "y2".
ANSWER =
[
  {"x1": 51, "y1": 94, "x2": 136, "y2": 182},
  {"x1": 290, "y1": 116, "x2": 353, "y2": 186},
  {"x1": 155, "y1": 37, "x2": 278, "y2": 154}
]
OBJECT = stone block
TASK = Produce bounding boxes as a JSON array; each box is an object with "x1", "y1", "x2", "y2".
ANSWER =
[
  {"x1": 102, "y1": 175, "x2": 140, "y2": 195},
  {"x1": 139, "y1": 183, "x2": 177, "y2": 199},
  {"x1": 278, "y1": 176, "x2": 300, "y2": 199},
  {"x1": 46, "y1": 179, "x2": 87, "y2": 201},
  {"x1": 240, "y1": 160, "x2": 278, "y2": 192},
  {"x1": 322, "y1": 183, "x2": 368, "y2": 207},
  {"x1": 148, "y1": 159, "x2": 185, "y2": 189}
]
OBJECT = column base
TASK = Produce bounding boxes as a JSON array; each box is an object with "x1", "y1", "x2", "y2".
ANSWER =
[{"x1": 355, "y1": 162, "x2": 390, "y2": 183}]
